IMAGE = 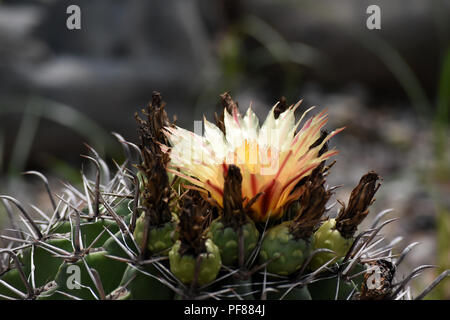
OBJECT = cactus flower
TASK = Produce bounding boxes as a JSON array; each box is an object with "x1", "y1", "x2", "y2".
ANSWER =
[{"x1": 163, "y1": 101, "x2": 343, "y2": 222}]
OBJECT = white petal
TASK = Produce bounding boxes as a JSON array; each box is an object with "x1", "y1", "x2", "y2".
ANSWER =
[
  {"x1": 203, "y1": 117, "x2": 227, "y2": 160},
  {"x1": 274, "y1": 106, "x2": 296, "y2": 151},
  {"x1": 167, "y1": 126, "x2": 211, "y2": 166},
  {"x1": 224, "y1": 108, "x2": 244, "y2": 149},
  {"x1": 258, "y1": 104, "x2": 276, "y2": 148},
  {"x1": 241, "y1": 107, "x2": 260, "y2": 141}
]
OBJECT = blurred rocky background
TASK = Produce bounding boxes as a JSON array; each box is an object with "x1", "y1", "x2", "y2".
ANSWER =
[{"x1": 0, "y1": 0, "x2": 449, "y2": 298}]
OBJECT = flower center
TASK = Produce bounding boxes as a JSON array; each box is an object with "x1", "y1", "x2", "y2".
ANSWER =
[{"x1": 227, "y1": 139, "x2": 277, "y2": 175}]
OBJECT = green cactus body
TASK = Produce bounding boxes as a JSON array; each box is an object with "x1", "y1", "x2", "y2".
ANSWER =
[
  {"x1": 55, "y1": 251, "x2": 127, "y2": 299},
  {"x1": 81, "y1": 220, "x2": 121, "y2": 247},
  {"x1": 21, "y1": 238, "x2": 74, "y2": 288},
  {"x1": 0, "y1": 237, "x2": 73, "y2": 299},
  {"x1": 117, "y1": 291, "x2": 132, "y2": 300},
  {"x1": 114, "y1": 200, "x2": 132, "y2": 216},
  {"x1": 133, "y1": 215, "x2": 178, "y2": 255},
  {"x1": 230, "y1": 277, "x2": 255, "y2": 300},
  {"x1": 310, "y1": 219, "x2": 354, "y2": 271},
  {"x1": 0, "y1": 269, "x2": 28, "y2": 298},
  {"x1": 137, "y1": 171, "x2": 147, "y2": 193},
  {"x1": 216, "y1": 276, "x2": 255, "y2": 300},
  {"x1": 51, "y1": 219, "x2": 120, "y2": 248},
  {"x1": 259, "y1": 221, "x2": 312, "y2": 276},
  {"x1": 168, "y1": 239, "x2": 221, "y2": 286},
  {"x1": 308, "y1": 264, "x2": 365, "y2": 300},
  {"x1": 267, "y1": 285, "x2": 312, "y2": 300},
  {"x1": 208, "y1": 217, "x2": 259, "y2": 266},
  {"x1": 119, "y1": 264, "x2": 173, "y2": 300},
  {"x1": 103, "y1": 231, "x2": 136, "y2": 258},
  {"x1": 50, "y1": 221, "x2": 72, "y2": 234},
  {"x1": 282, "y1": 286, "x2": 312, "y2": 300}
]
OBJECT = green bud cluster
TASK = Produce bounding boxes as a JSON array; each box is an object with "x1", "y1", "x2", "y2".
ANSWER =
[
  {"x1": 208, "y1": 217, "x2": 259, "y2": 266},
  {"x1": 259, "y1": 222, "x2": 312, "y2": 275},
  {"x1": 310, "y1": 218, "x2": 354, "y2": 270},
  {"x1": 169, "y1": 239, "x2": 222, "y2": 286},
  {"x1": 133, "y1": 215, "x2": 178, "y2": 255}
]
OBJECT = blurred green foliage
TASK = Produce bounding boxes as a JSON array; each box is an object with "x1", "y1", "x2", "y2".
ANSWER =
[
  {"x1": 0, "y1": 97, "x2": 120, "y2": 183},
  {"x1": 364, "y1": 33, "x2": 450, "y2": 301},
  {"x1": 429, "y1": 47, "x2": 450, "y2": 299}
]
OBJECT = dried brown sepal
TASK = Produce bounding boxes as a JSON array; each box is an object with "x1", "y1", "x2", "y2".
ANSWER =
[
  {"x1": 360, "y1": 259, "x2": 396, "y2": 300},
  {"x1": 135, "y1": 92, "x2": 173, "y2": 227},
  {"x1": 222, "y1": 165, "x2": 247, "y2": 229},
  {"x1": 214, "y1": 112, "x2": 226, "y2": 135},
  {"x1": 135, "y1": 91, "x2": 172, "y2": 146},
  {"x1": 220, "y1": 91, "x2": 239, "y2": 115},
  {"x1": 274, "y1": 96, "x2": 288, "y2": 119},
  {"x1": 289, "y1": 176, "x2": 331, "y2": 240},
  {"x1": 215, "y1": 92, "x2": 239, "y2": 134},
  {"x1": 177, "y1": 191, "x2": 211, "y2": 256},
  {"x1": 137, "y1": 146, "x2": 172, "y2": 226},
  {"x1": 336, "y1": 171, "x2": 382, "y2": 239}
]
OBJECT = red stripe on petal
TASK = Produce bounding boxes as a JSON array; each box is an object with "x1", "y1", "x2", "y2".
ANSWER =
[
  {"x1": 260, "y1": 179, "x2": 276, "y2": 220},
  {"x1": 302, "y1": 117, "x2": 313, "y2": 130},
  {"x1": 316, "y1": 109, "x2": 327, "y2": 119},
  {"x1": 232, "y1": 108, "x2": 241, "y2": 128},
  {"x1": 325, "y1": 127, "x2": 346, "y2": 141},
  {"x1": 222, "y1": 163, "x2": 228, "y2": 176},
  {"x1": 282, "y1": 163, "x2": 318, "y2": 192},
  {"x1": 274, "y1": 150, "x2": 292, "y2": 180},
  {"x1": 322, "y1": 150, "x2": 339, "y2": 159},
  {"x1": 250, "y1": 173, "x2": 258, "y2": 196},
  {"x1": 206, "y1": 180, "x2": 224, "y2": 197},
  {"x1": 312, "y1": 117, "x2": 328, "y2": 136}
]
